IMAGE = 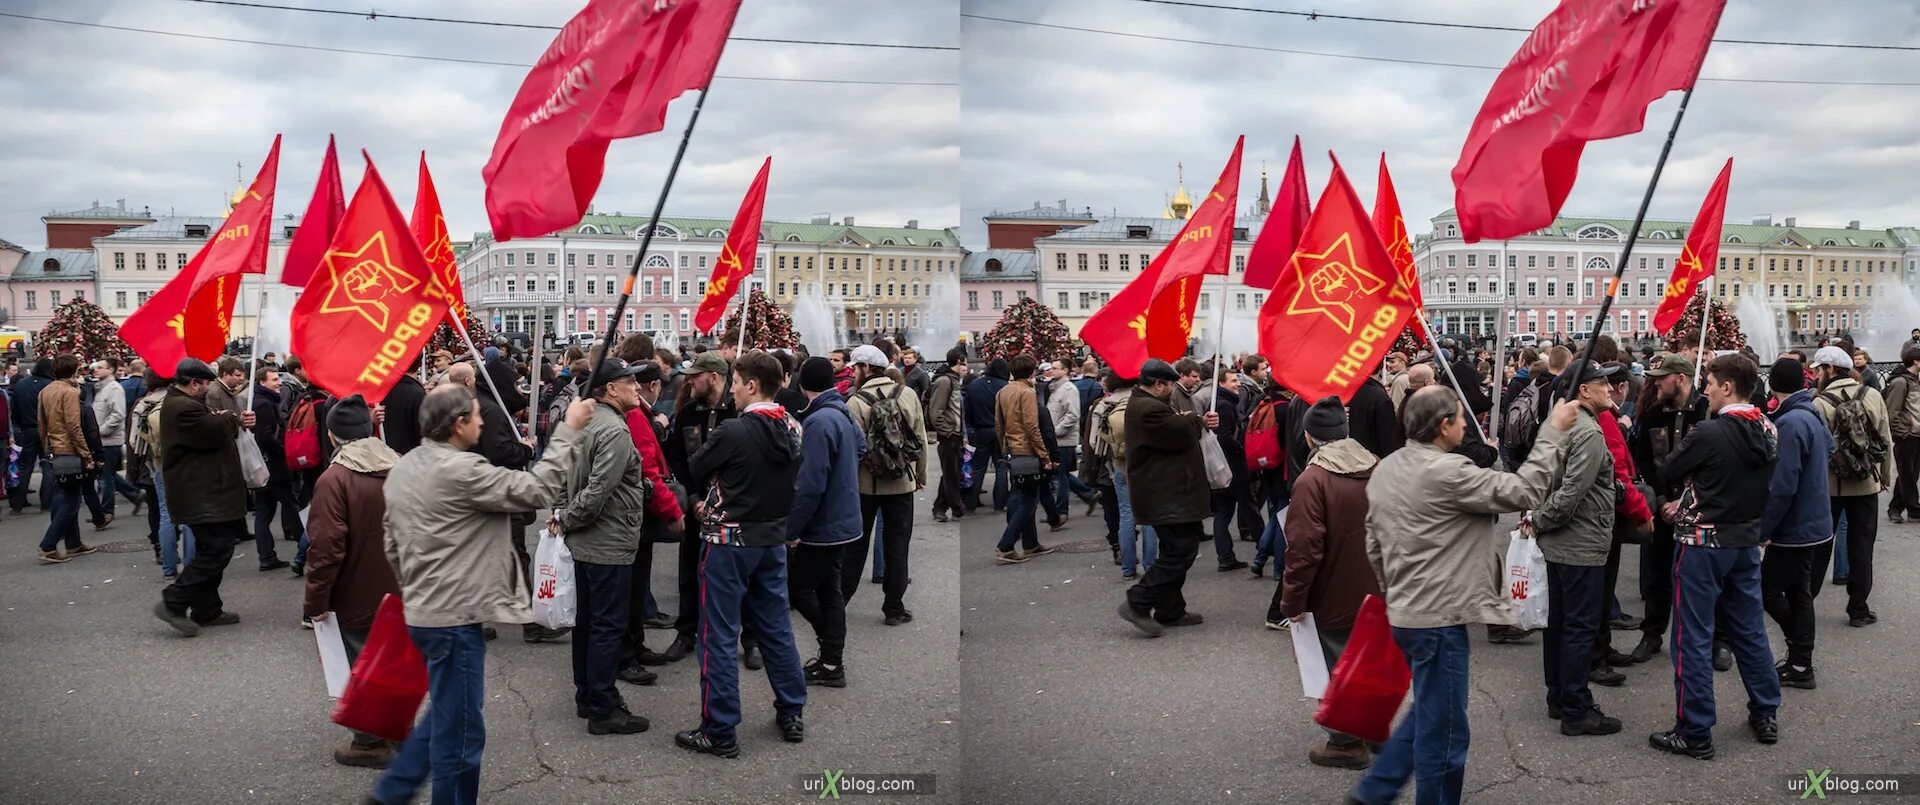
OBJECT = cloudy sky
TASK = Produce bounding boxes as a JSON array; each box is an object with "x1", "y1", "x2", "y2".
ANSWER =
[
  {"x1": 962, "y1": 0, "x2": 1920, "y2": 246},
  {"x1": 0, "y1": 0, "x2": 958, "y2": 249}
]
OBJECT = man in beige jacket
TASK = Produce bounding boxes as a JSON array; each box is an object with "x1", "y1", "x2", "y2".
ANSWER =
[
  {"x1": 1810, "y1": 346, "x2": 1894, "y2": 628},
  {"x1": 843, "y1": 344, "x2": 929, "y2": 625}
]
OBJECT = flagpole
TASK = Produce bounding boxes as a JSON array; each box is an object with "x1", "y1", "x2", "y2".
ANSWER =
[
  {"x1": 1425, "y1": 324, "x2": 1489, "y2": 443},
  {"x1": 1566, "y1": 85, "x2": 1696, "y2": 398},
  {"x1": 243, "y1": 276, "x2": 263, "y2": 416},
  {"x1": 736, "y1": 283, "x2": 753, "y2": 352},
  {"x1": 1209, "y1": 274, "x2": 1227, "y2": 415},
  {"x1": 602, "y1": 87, "x2": 711, "y2": 374},
  {"x1": 1491, "y1": 241, "x2": 1509, "y2": 445},
  {"x1": 453, "y1": 316, "x2": 526, "y2": 440},
  {"x1": 1692, "y1": 277, "x2": 1713, "y2": 389}
]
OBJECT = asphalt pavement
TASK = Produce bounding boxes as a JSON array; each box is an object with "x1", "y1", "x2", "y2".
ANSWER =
[
  {"x1": 0, "y1": 489, "x2": 958, "y2": 804},
  {"x1": 959, "y1": 493, "x2": 1920, "y2": 804}
]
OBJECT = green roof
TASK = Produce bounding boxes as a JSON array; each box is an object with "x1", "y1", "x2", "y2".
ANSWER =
[
  {"x1": 485, "y1": 214, "x2": 959, "y2": 249},
  {"x1": 1434, "y1": 209, "x2": 1907, "y2": 249}
]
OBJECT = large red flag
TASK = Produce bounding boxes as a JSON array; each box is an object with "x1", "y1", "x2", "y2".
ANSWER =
[
  {"x1": 1451, "y1": 0, "x2": 1727, "y2": 242},
  {"x1": 409, "y1": 154, "x2": 470, "y2": 329},
  {"x1": 695, "y1": 156, "x2": 770, "y2": 333},
  {"x1": 483, "y1": 0, "x2": 742, "y2": 241},
  {"x1": 292, "y1": 154, "x2": 452, "y2": 403},
  {"x1": 1371, "y1": 155, "x2": 1430, "y2": 343},
  {"x1": 1143, "y1": 136, "x2": 1242, "y2": 360},
  {"x1": 281, "y1": 135, "x2": 346, "y2": 288},
  {"x1": 120, "y1": 136, "x2": 281, "y2": 368},
  {"x1": 1653, "y1": 158, "x2": 1733, "y2": 332},
  {"x1": 1080, "y1": 251, "x2": 1169, "y2": 379},
  {"x1": 1258, "y1": 155, "x2": 1417, "y2": 404},
  {"x1": 1244, "y1": 135, "x2": 1309, "y2": 290}
]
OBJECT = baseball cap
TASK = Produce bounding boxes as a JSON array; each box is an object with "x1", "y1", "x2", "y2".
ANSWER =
[
  {"x1": 686, "y1": 351, "x2": 729, "y2": 376},
  {"x1": 587, "y1": 357, "x2": 647, "y2": 389},
  {"x1": 1811, "y1": 346, "x2": 1852, "y2": 370},
  {"x1": 849, "y1": 344, "x2": 891, "y2": 369},
  {"x1": 1645, "y1": 352, "x2": 1694, "y2": 378}
]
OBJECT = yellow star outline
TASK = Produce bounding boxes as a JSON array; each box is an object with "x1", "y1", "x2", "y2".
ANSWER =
[
  {"x1": 1387, "y1": 216, "x2": 1414, "y2": 265},
  {"x1": 1663, "y1": 245, "x2": 1704, "y2": 300},
  {"x1": 421, "y1": 214, "x2": 456, "y2": 270},
  {"x1": 318, "y1": 230, "x2": 423, "y2": 332},
  {"x1": 1284, "y1": 231, "x2": 1388, "y2": 335}
]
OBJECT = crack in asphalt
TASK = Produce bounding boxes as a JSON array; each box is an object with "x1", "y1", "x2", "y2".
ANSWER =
[{"x1": 485, "y1": 652, "x2": 561, "y2": 795}]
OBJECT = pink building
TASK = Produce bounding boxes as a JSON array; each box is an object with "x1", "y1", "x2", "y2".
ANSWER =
[
  {"x1": 0, "y1": 249, "x2": 99, "y2": 333},
  {"x1": 960, "y1": 250, "x2": 1037, "y2": 338}
]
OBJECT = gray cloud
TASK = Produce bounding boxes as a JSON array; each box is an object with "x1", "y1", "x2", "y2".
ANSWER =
[
  {"x1": 0, "y1": 0, "x2": 957, "y2": 247},
  {"x1": 961, "y1": 0, "x2": 1920, "y2": 244}
]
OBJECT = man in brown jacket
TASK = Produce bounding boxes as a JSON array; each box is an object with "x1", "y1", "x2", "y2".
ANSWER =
[
  {"x1": 1117, "y1": 359, "x2": 1219, "y2": 636},
  {"x1": 1274, "y1": 396, "x2": 1381, "y2": 769},
  {"x1": 301, "y1": 395, "x2": 402, "y2": 768},
  {"x1": 36, "y1": 354, "x2": 97, "y2": 563},
  {"x1": 993, "y1": 355, "x2": 1056, "y2": 563},
  {"x1": 152, "y1": 359, "x2": 257, "y2": 637}
]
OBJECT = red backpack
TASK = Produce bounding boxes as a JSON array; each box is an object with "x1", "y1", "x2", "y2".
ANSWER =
[
  {"x1": 285, "y1": 395, "x2": 324, "y2": 471},
  {"x1": 1244, "y1": 396, "x2": 1287, "y2": 473}
]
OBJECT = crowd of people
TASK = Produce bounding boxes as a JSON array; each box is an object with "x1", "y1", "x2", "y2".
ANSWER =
[
  {"x1": 961, "y1": 326, "x2": 1916, "y2": 805},
  {"x1": 9, "y1": 332, "x2": 943, "y2": 804}
]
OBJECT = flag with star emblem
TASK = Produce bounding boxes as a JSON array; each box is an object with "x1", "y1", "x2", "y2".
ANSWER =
[
  {"x1": 1079, "y1": 250, "x2": 1170, "y2": 378},
  {"x1": 1371, "y1": 155, "x2": 1430, "y2": 343},
  {"x1": 1142, "y1": 136, "x2": 1241, "y2": 361},
  {"x1": 120, "y1": 135, "x2": 281, "y2": 368},
  {"x1": 408, "y1": 153, "x2": 470, "y2": 329},
  {"x1": 1653, "y1": 157, "x2": 1732, "y2": 332},
  {"x1": 292, "y1": 153, "x2": 453, "y2": 403},
  {"x1": 694, "y1": 156, "x2": 770, "y2": 333},
  {"x1": 281, "y1": 134, "x2": 346, "y2": 288},
  {"x1": 1244, "y1": 135, "x2": 1309, "y2": 290},
  {"x1": 483, "y1": 0, "x2": 742, "y2": 241},
  {"x1": 1258, "y1": 154, "x2": 1417, "y2": 404}
]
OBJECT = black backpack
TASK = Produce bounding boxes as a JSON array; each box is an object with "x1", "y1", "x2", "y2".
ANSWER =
[
  {"x1": 854, "y1": 385, "x2": 921, "y2": 481},
  {"x1": 1502, "y1": 380, "x2": 1544, "y2": 455},
  {"x1": 1821, "y1": 385, "x2": 1888, "y2": 482}
]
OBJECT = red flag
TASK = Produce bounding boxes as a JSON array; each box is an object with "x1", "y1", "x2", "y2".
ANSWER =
[
  {"x1": 292, "y1": 154, "x2": 452, "y2": 403},
  {"x1": 1079, "y1": 251, "x2": 1169, "y2": 379},
  {"x1": 1143, "y1": 136, "x2": 1242, "y2": 360},
  {"x1": 1371, "y1": 155, "x2": 1430, "y2": 343},
  {"x1": 695, "y1": 156, "x2": 770, "y2": 333},
  {"x1": 483, "y1": 0, "x2": 742, "y2": 241},
  {"x1": 1653, "y1": 158, "x2": 1733, "y2": 332},
  {"x1": 120, "y1": 136, "x2": 281, "y2": 368},
  {"x1": 1258, "y1": 155, "x2": 1416, "y2": 404},
  {"x1": 1244, "y1": 135, "x2": 1309, "y2": 290},
  {"x1": 1451, "y1": 0, "x2": 1727, "y2": 242},
  {"x1": 409, "y1": 154, "x2": 471, "y2": 329},
  {"x1": 282, "y1": 135, "x2": 346, "y2": 288}
]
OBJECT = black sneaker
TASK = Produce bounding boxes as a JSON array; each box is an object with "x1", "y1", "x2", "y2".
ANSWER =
[
  {"x1": 1588, "y1": 665, "x2": 1625, "y2": 687},
  {"x1": 522, "y1": 625, "x2": 573, "y2": 643},
  {"x1": 1547, "y1": 703, "x2": 1562, "y2": 720},
  {"x1": 1603, "y1": 650, "x2": 1638, "y2": 667},
  {"x1": 1848, "y1": 612, "x2": 1878, "y2": 627},
  {"x1": 1117, "y1": 601, "x2": 1165, "y2": 637},
  {"x1": 804, "y1": 659, "x2": 847, "y2": 688},
  {"x1": 587, "y1": 709, "x2": 650, "y2": 735},
  {"x1": 483, "y1": 626, "x2": 498, "y2": 641},
  {"x1": 1648, "y1": 730, "x2": 1715, "y2": 760},
  {"x1": 258, "y1": 558, "x2": 289, "y2": 572},
  {"x1": 1560, "y1": 706, "x2": 1623, "y2": 736},
  {"x1": 1217, "y1": 559, "x2": 1248, "y2": 572},
  {"x1": 1487, "y1": 625, "x2": 1531, "y2": 644},
  {"x1": 1249, "y1": 563, "x2": 1266, "y2": 578},
  {"x1": 674, "y1": 729, "x2": 740, "y2": 758},
  {"x1": 1629, "y1": 634, "x2": 1662, "y2": 664},
  {"x1": 777, "y1": 714, "x2": 805, "y2": 743},
  {"x1": 1608, "y1": 614, "x2": 1643, "y2": 630},
  {"x1": 1712, "y1": 644, "x2": 1733, "y2": 672},
  {"x1": 1776, "y1": 662, "x2": 1817, "y2": 689},
  {"x1": 884, "y1": 611, "x2": 914, "y2": 626},
  {"x1": 290, "y1": 564, "x2": 304, "y2": 577},
  {"x1": 1165, "y1": 612, "x2": 1204, "y2": 627},
  {"x1": 617, "y1": 665, "x2": 658, "y2": 686},
  {"x1": 153, "y1": 602, "x2": 200, "y2": 637},
  {"x1": 741, "y1": 643, "x2": 763, "y2": 671},
  {"x1": 634, "y1": 647, "x2": 673, "y2": 666},
  {"x1": 203, "y1": 611, "x2": 240, "y2": 626},
  {"x1": 663, "y1": 635, "x2": 696, "y2": 662},
  {"x1": 932, "y1": 511, "x2": 949, "y2": 523},
  {"x1": 1749, "y1": 716, "x2": 1779, "y2": 745}
]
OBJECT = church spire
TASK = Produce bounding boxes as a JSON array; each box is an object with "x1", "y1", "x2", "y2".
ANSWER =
[{"x1": 1257, "y1": 162, "x2": 1271, "y2": 217}]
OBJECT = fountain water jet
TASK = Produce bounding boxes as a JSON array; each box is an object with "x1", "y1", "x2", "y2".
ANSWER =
[
  {"x1": 1862, "y1": 278, "x2": 1920, "y2": 362},
  {"x1": 792, "y1": 283, "x2": 847, "y2": 355},
  {"x1": 1734, "y1": 285, "x2": 1782, "y2": 362},
  {"x1": 913, "y1": 273, "x2": 962, "y2": 358}
]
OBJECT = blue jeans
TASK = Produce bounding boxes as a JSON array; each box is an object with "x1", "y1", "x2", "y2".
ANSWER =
[
  {"x1": 96, "y1": 445, "x2": 137, "y2": 516},
  {"x1": 38, "y1": 473, "x2": 84, "y2": 552},
  {"x1": 1252, "y1": 488, "x2": 1289, "y2": 579},
  {"x1": 1670, "y1": 544, "x2": 1779, "y2": 742},
  {"x1": 371, "y1": 624, "x2": 488, "y2": 805},
  {"x1": 697, "y1": 543, "x2": 806, "y2": 739},
  {"x1": 1352, "y1": 625, "x2": 1472, "y2": 805},
  {"x1": 1052, "y1": 446, "x2": 1093, "y2": 512},
  {"x1": 153, "y1": 467, "x2": 195, "y2": 575},
  {"x1": 1113, "y1": 470, "x2": 1156, "y2": 576},
  {"x1": 1831, "y1": 509, "x2": 1850, "y2": 581},
  {"x1": 967, "y1": 431, "x2": 1006, "y2": 509},
  {"x1": 996, "y1": 478, "x2": 1042, "y2": 552}
]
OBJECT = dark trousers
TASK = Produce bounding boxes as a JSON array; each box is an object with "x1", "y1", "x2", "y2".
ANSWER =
[
  {"x1": 620, "y1": 542, "x2": 656, "y2": 666},
  {"x1": 1235, "y1": 477, "x2": 1264, "y2": 542},
  {"x1": 1097, "y1": 481, "x2": 1120, "y2": 551},
  {"x1": 97, "y1": 445, "x2": 138, "y2": 515},
  {"x1": 1209, "y1": 485, "x2": 1246, "y2": 566},
  {"x1": 339, "y1": 628, "x2": 383, "y2": 746},
  {"x1": 1830, "y1": 495, "x2": 1878, "y2": 618},
  {"x1": 1639, "y1": 519, "x2": 1676, "y2": 639},
  {"x1": 1052, "y1": 446, "x2": 1092, "y2": 512},
  {"x1": 1317, "y1": 626, "x2": 1362, "y2": 748},
  {"x1": 1670, "y1": 544, "x2": 1779, "y2": 742},
  {"x1": 1891, "y1": 436, "x2": 1920, "y2": 517},
  {"x1": 39, "y1": 473, "x2": 84, "y2": 552},
  {"x1": 571, "y1": 560, "x2": 632, "y2": 720},
  {"x1": 1595, "y1": 529, "x2": 1629, "y2": 661},
  {"x1": 696, "y1": 543, "x2": 806, "y2": 740},
  {"x1": 995, "y1": 477, "x2": 1043, "y2": 552},
  {"x1": 160, "y1": 519, "x2": 243, "y2": 623},
  {"x1": 1543, "y1": 562, "x2": 1604, "y2": 721},
  {"x1": 845, "y1": 493, "x2": 913, "y2": 617},
  {"x1": 9, "y1": 435, "x2": 41, "y2": 511},
  {"x1": 294, "y1": 467, "x2": 323, "y2": 509},
  {"x1": 789, "y1": 543, "x2": 848, "y2": 666},
  {"x1": 675, "y1": 531, "x2": 702, "y2": 640},
  {"x1": 933, "y1": 435, "x2": 967, "y2": 516},
  {"x1": 1761, "y1": 541, "x2": 1832, "y2": 669},
  {"x1": 965, "y1": 430, "x2": 1005, "y2": 510},
  {"x1": 251, "y1": 478, "x2": 302, "y2": 566},
  {"x1": 1125, "y1": 521, "x2": 1202, "y2": 624}
]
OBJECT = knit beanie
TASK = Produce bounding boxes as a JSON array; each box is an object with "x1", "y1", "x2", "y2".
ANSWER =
[
  {"x1": 799, "y1": 356, "x2": 837, "y2": 393},
  {"x1": 326, "y1": 394, "x2": 374, "y2": 441},
  {"x1": 1769, "y1": 357, "x2": 1805, "y2": 394},
  {"x1": 1305, "y1": 395, "x2": 1349, "y2": 443}
]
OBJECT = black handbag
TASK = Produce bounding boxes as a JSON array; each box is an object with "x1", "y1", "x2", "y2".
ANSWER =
[
  {"x1": 46, "y1": 454, "x2": 85, "y2": 483},
  {"x1": 1000, "y1": 388, "x2": 1049, "y2": 484}
]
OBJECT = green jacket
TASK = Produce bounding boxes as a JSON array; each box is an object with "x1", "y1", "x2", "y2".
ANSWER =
[
  {"x1": 1532, "y1": 407, "x2": 1616, "y2": 567},
  {"x1": 558, "y1": 401, "x2": 648, "y2": 565}
]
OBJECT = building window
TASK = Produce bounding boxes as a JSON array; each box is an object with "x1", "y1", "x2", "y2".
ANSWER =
[
  {"x1": 777, "y1": 282, "x2": 787, "y2": 297},
  {"x1": 1507, "y1": 254, "x2": 1517, "y2": 268},
  {"x1": 1546, "y1": 281, "x2": 1556, "y2": 297},
  {"x1": 1056, "y1": 254, "x2": 1067, "y2": 272},
  {"x1": 854, "y1": 283, "x2": 864, "y2": 296},
  {"x1": 115, "y1": 291, "x2": 127, "y2": 309},
  {"x1": 680, "y1": 312, "x2": 690, "y2": 331},
  {"x1": 627, "y1": 254, "x2": 635, "y2": 266},
  {"x1": 137, "y1": 291, "x2": 151, "y2": 306},
  {"x1": 1467, "y1": 254, "x2": 1478, "y2": 268},
  {"x1": 1583, "y1": 280, "x2": 1594, "y2": 298},
  {"x1": 1446, "y1": 278, "x2": 1459, "y2": 295},
  {"x1": 525, "y1": 279, "x2": 535, "y2": 293},
  {"x1": 1527, "y1": 279, "x2": 1538, "y2": 297},
  {"x1": 547, "y1": 278, "x2": 557, "y2": 293},
  {"x1": 1446, "y1": 255, "x2": 1457, "y2": 268},
  {"x1": 1235, "y1": 255, "x2": 1246, "y2": 273},
  {"x1": 1119, "y1": 254, "x2": 1131, "y2": 271},
  {"x1": 1466, "y1": 280, "x2": 1478, "y2": 295},
  {"x1": 1077, "y1": 254, "x2": 1088, "y2": 272},
  {"x1": 113, "y1": 253, "x2": 124, "y2": 271},
  {"x1": 698, "y1": 255, "x2": 708, "y2": 269},
  {"x1": 607, "y1": 254, "x2": 615, "y2": 268},
  {"x1": 680, "y1": 281, "x2": 691, "y2": 297},
  {"x1": 545, "y1": 253, "x2": 555, "y2": 266},
  {"x1": 506, "y1": 253, "x2": 516, "y2": 266},
  {"x1": 1547, "y1": 256, "x2": 1557, "y2": 268},
  {"x1": 1638, "y1": 257, "x2": 1647, "y2": 270},
  {"x1": 1638, "y1": 279, "x2": 1650, "y2": 298},
  {"x1": 1098, "y1": 254, "x2": 1109, "y2": 272},
  {"x1": 1140, "y1": 253, "x2": 1150, "y2": 268},
  {"x1": 1527, "y1": 255, "x2": 1537, "y2": 268},
  {"x1": 643, "y1": 313, "x2": 655, "y2": 329},
  {"x1": 586, "y1": 254, "x2": 596, "y2": 267},
  {"x1": 1796, "y1": 284, "x2": 1805, "y2": 296},
  {"x1": 135, "y1": 253, "x2": 146, "y2": 271},
  {"x1": 1235, "y1": 292, "x2": 1248, "y2": 311},
  {"x1": 24, "y1": 291, "x2": 36, "y2": 310},
  {"x1": 992, "y1": 290, "x2": 1004, "y2": 310},
  {"x1": 1058, "y1": 292, "x2": 1070, "y2": 309},
  {"x1": 1200, "y1": 293, "x2": 1211, "y2": 310},
  {"x1": 177, "y1": 253, "x2": 187, "y2": 270},
  {"x1": 567, "y1": 279, "x2": 577, "y2": 296},
  {"x1": 968, "y1": 291, "x2": 979, "y2": 310},
  {"x1": 641, "y1": 279, "x2": 653, "y2": 296}
]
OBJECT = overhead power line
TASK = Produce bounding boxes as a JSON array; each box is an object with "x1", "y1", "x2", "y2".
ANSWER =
[
  {"x1": 174, "y1": 0, "x2": 959, "y2": 50},
  {"x1": 1125, "y1": 0, "x2": 1920, "y2": 53},
  {"x1": 962, "y1": 14, "x2": 1920, "y2": 88},
  {"x1": 0, "y1": 12, "x2": 957, "y2": 86}
]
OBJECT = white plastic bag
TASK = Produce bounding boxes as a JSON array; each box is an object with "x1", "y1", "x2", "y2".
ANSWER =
[
  {"x1": 312, "y1": 612, "x2": 351, "y2": 698},
  {"x1": 531, "y1": 529, "x2": 576, "y2": 629},
  {"x1": 236, "y1": 432, "x2": 269, "y2": 489},
  {"x1": 1290, "y1": 612, "x2": 1330, "y2": 699},
  {"x1": 1505, "y1": 530, "x2": 1549, "y2": 631},
  {"x1": 1199, "y1": 431, "x2": 1233, "y2": 490}
]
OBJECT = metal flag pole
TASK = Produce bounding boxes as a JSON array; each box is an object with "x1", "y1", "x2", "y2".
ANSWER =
[
  {"x1": 736, "y1": 283, "x2": 754, "y2": 352},
  {"x1": 452, "y1": 315, "x2": 526, "y2": 440},
  {"x1": 1692, "y1": 276, "x2": 1714, "y2": 389},
  {"x1": 1209, "y1": 274, "x2": 1228, "y2": 415},
  {"x1": 243, "y1": 276, "x2": 263, "y2": 416},
  {"x1": 1427, "y1": 323, "x2": 1489, "y2": 443},
  {"x1": 1565, "y1": 85, "x2": 1697, "y2": 399},
  {"x1": 1491, "y1": 241, "x2": 1509, "y2": 444},
  {"x1": 601, "y1": 87, "x2": 711, "y2": 375},
  {"x1": 529, "y1": 311, "x2": 544, "y2": 435}
]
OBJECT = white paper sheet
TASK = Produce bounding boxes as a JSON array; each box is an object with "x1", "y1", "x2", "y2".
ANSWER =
[
  {"x1": 1291, "y1": 612, "x2": 1330, "y2": 699},
  {"x1": 312, "y1": 613, "x2": 350, "y2": 698}
]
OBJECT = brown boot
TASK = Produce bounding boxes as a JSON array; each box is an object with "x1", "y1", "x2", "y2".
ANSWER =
[
  {"x1": 1308, "y1": 740, "x2": 1371, "y2": 769},
  {"x1": 333, "y1": 739, "x2": 395, "y2": 769}
]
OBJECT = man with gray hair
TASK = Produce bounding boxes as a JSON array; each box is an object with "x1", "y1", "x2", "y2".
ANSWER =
[
  {"x1": 1348, "y1": 385, "x2": 1578, "y2": 805},
  {"x1": 366, "y1": 385, "x2": 594, "y2": 803}
]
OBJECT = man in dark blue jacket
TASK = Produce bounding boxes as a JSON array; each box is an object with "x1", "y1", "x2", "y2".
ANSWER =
[
  {"x1": 787, "y1": 357, "x2": 865, "y2": 689},
  {"x1": 963, "y1": 357, "x2": 1008, "y2": 511},
  {"x1": 1758, "y1": 359, "x2": 1832, "y2": 691},
  {"x1": 9, "y1": 360, "x2": 52, "y2": 512}
]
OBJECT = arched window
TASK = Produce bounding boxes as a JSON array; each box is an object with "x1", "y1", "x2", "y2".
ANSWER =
[
  {"x1": 930, "y1": 240, "x2": 944, "y2": 247},
  {"x1": 785, "y1": 234, "x2": 802, "y2": 242},
  {"x1": 1586, "y1": 256, "x2": 1611, "y2": 272},
  {"x1": 646, "y1": 223, "x2": 680, "y2": 240},
  {"x1": 579, "y1": 225, "x2": 599, "y2": 235},
  {"x1": 1576, "y1": 224, "x2": 1621, "y2": 240},
  {"x1": 711, "y1": 229, "x2": 726, "y2": 240},
  {"x1": 1444, "y1": 224, "x2": 1458, "y2": 238},
  {"x1": 1873, "y1": 240, "x2": 1887, "y2": 248},
  {"x1": 643, "y1": 254, "x2": 670, "y2": 268},
  {"x1": 984, "y1": 259, "x2": 1003, "y2": 272},
  {"x1": 1648, "y1": 231, "x2": 1669, "y2": 239},
  {"x1": 1823, "y1": 239, "x2": 1838, "y2": 247},
  {"x1": 1727, "y1": 236, "x2": 1743, "y2": 244},
  {"x1": 881, "y1": 239, "x2": 896, "y2": 245}
]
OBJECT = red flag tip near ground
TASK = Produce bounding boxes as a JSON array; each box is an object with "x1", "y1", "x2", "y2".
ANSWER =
[{"x1": 695, "y1": 156, "x2": 771, "y2": 333}]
